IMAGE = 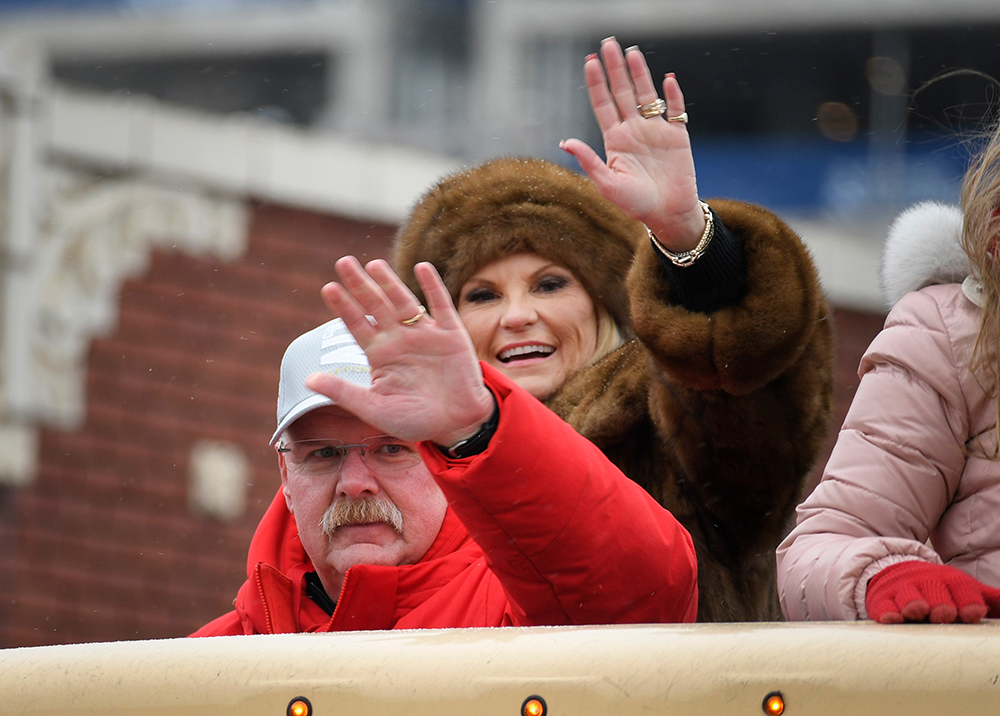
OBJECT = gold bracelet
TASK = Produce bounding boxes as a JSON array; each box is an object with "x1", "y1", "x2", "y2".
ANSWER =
[{"x1": 646, "y1": 202, "x2": 714, "y2": 267}]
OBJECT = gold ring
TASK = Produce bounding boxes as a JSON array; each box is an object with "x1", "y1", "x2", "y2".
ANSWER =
[
  {"x1": 400, "y1": 305, "x2": 427, "y2": 326},
  {"x1": 666, "y1": 112, "x2": 689, "y2": 124},
  {"x1": 637, "y1": 98, "x2": 667, "y2": 119}
]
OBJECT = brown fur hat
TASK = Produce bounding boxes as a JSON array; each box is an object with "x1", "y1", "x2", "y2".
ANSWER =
[{"x1": 392, "y1": 157, "x2": 645, "y2": 331}]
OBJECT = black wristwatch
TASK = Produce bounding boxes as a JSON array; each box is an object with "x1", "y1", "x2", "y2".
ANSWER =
[{"x1": 437, "y1": 393, "x2": 500, "y2": 459}]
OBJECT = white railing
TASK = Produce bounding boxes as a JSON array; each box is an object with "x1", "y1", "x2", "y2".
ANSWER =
[{"x1": 1, "y1": 622, "x2": 999, "y2": 714}]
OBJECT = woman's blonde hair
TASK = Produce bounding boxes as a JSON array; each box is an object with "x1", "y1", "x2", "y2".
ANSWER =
[
  {"x1": 591, "y1": 305, "x2": 627, "y2": 365},
  {"x1": 961, "y1": 118, "x2": 1000, "y2": 456}
]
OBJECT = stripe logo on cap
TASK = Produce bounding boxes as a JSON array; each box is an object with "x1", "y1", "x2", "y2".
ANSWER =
[{"x1": 319, "y1": 320, "x2": 370, "y2": 368}]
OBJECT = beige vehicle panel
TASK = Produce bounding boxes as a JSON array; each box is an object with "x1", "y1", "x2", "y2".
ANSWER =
[{"x1": 2, "y1": 621, "x2": 999, "y2": 715}]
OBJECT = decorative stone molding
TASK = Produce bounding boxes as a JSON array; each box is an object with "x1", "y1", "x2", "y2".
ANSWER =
[
  {"x1": 2, "y1": 166, "x2": 249, "y2": 430},
  {"x1": 0, "y1": 76, "x2": 453, "y2": 492},
  {"x1": 189, "y1": 439, "x2": 251, "y2": 522},
  {"x1": 0, "y1": 422, "x2": 38, "y2": 488}
]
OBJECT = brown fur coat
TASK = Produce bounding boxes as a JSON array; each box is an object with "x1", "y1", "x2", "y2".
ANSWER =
[
  {"x1": 548, "y1": 199, "x2": 833, "y2": 621},
  {"x1": 394, "y1": 159, "x2": 833, "y2": 622}
]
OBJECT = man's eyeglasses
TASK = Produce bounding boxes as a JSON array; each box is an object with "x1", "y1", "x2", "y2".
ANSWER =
[{"x1": 277, "y1": 436, "x2": 422, "y2": 476}]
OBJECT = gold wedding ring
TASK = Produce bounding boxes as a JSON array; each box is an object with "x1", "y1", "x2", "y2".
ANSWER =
[
  {"x1": 637, "y1": 98, "x2": 667, "y2": 119},
  {"x1": 400, "y1": 305, "x2": 427, "y2": 326},
  {"x1": 667, "y1": 112, "x2": 689, "y2": 124}
]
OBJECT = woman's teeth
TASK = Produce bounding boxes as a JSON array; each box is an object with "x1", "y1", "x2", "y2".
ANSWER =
[{"x1": 498, "y1": 345, "x2": 555, "y2": 362}]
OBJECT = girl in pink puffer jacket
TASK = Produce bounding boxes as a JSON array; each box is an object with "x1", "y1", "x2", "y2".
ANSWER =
[{"x1": 777, "y1": 123, "x2": 1000, "y2": 624}]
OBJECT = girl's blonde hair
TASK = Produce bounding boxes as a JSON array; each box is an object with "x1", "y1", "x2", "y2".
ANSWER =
[{"x1": 961, "y1": 118, "x2": 1000, "y2": 456}]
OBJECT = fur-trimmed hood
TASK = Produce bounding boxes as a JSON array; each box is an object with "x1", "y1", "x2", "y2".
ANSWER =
[
  {"x1": 392, "y1": 157, "x2": 645, "y2": 331},
  {"x1": 881, "y1": 201, "x2": 968, "y2": 307}
]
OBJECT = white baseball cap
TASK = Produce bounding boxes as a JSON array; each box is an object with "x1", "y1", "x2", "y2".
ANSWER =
[{"x1": 270, "y1": 318, "x2": 371, "y2": 446}]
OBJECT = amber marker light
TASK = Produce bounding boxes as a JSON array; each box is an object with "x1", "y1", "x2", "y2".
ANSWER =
[
  {"x1": 763, "y1": 691, "x2": 785, "y2": 715},
  {"x1": 521, "y1": 695, "x2": 546, "y2": 716},
  {"x1": 287, "y1": 696, "x2": 312, "y2": 716}
]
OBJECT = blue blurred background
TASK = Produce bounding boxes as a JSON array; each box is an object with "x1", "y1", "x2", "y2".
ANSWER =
[{"x1": 2, "y1": 0, "x2": 994, "y2": 218}]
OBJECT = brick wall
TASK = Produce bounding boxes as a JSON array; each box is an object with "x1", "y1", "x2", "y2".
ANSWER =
[
  {"x1": 0, "y1": 202, "x2": 888, "y2": 646},
  {"x1": 805, "y1": 307, "x2": 888, "y2": 495},
  {"x1": 0, "y1": 203, "x2": 396, "y2": 646}
]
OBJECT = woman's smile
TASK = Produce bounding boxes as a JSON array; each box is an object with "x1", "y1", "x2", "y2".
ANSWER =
[{"x1": 496, "y1": 341, "x2": 556, "y2": 364}]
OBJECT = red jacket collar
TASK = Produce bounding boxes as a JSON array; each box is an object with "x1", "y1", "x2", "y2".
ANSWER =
[{"x1": 234, "y1": 489, "x2": 473, "y2": 633}]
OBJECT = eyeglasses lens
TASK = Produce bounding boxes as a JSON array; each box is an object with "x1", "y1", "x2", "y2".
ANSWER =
[{"x1": 279, "y1": 437, "x2": 420, "y2": 475}]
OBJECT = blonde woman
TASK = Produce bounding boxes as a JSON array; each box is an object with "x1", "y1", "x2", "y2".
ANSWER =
[{"x1": 394, "y1": 37, "x2": 834, "y2": 622}]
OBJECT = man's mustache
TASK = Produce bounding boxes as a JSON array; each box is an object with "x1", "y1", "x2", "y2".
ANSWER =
[{"x1": 320, "y1": 496, "x2": 404, "y2": 537}]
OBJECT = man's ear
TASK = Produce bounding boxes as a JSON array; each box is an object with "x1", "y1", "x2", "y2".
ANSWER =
[{"x1": 278, "y1": 453, "x2": 293, "y2": 513}]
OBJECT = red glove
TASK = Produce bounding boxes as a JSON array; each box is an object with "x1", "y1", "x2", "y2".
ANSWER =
[{"x1": 865, "y1": 561, "x2": 1000, "y2": 624}]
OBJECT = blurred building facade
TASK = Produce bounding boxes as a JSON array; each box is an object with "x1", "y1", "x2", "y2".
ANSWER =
[{"x1": 0, "y1": 0, "x2": 996, "y2": 644}]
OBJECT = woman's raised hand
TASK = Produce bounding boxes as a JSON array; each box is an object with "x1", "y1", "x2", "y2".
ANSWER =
[
  {"x1": 304, "y1": 256, "x2": 495, "y2": 448},
  {"x1": 559, "y1": 36, "x2": 706, "y2": 254}
]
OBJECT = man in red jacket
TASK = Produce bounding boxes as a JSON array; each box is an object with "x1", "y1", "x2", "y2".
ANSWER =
[{"x1": 192, "y1": 258, "x2": 697, "y2": 635}]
